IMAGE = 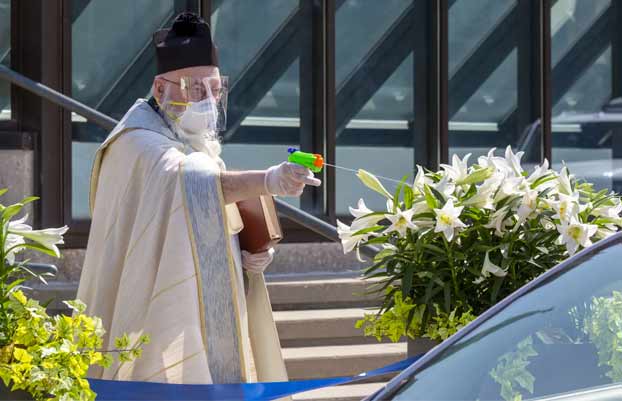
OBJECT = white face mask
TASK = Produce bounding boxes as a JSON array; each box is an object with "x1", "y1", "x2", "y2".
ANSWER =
[{"x1": 177, "y1": 98, "x2": 219, "y2": 135}]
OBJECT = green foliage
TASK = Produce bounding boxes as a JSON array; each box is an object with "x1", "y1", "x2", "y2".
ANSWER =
[
  {"x1": 338, "y1": 149, "x2": 622, "y2": 344},
  {"x1": 570, "y1": 290, "x2": 622, "y2": 382},
  {"x1": 355, "y1": 290, "x2": 476, "y2": 342},
  {"x1": 0, "y1": 190, "x2": 149, "y2": 400},
  {"x1": 489, "y1": 336, "x2": 538, "y2": 401}
]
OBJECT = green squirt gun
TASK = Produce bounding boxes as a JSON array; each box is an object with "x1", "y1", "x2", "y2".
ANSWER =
[{"x1": 287, "y1": 147, "x2": 324, "y2": 173}]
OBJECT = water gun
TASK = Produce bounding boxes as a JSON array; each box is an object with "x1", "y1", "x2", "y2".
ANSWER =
[{"x1": 287, "y1": 148, "x2": 324, "y2": 173}]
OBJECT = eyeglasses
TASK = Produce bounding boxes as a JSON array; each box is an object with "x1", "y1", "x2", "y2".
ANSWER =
[{"x1": 160, "y1": 76, "x2": 226, "y2": 102}]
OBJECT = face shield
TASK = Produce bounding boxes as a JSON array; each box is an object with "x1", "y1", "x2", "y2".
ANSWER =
[{"x1": 156, "y1": 74, "x2": 229, "y2": 134}]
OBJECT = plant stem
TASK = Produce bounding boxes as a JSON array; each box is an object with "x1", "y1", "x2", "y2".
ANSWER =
[{"x1": 443, "y1": 237, "x2": 459, "y2": 307}]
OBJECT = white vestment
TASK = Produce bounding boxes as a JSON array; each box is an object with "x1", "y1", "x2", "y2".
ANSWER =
[{"x1": 76, "y1": 99, "x2": 288, "y2": 386}]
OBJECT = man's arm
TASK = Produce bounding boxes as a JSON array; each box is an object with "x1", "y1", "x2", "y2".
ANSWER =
[
  {"x1": 220, "y1": 162, "x2": 322, "y2": 205},
  {"x1": 220, "y1": 170, "x2": 269, "y2": 204}
]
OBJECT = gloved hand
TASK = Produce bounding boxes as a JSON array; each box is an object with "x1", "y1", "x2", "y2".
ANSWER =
[
  {"x1": 264, "y1": 161, "x2": 322, "y2": 197},
  {"x1": 241, "y1": 248, "x2": 275, "y2": 273}
]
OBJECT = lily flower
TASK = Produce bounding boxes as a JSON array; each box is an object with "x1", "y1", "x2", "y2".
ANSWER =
[
  {"x1": 7, "y1": 214, "x2": 69, "y2": 258},
  {"x1": 349, "y1": 198, "x2": 384, "y2": 228},
  {"x1": 484, "y1": 206, "x2": 512, "y2": 237},
  {"x1": 473, "y1": 251, "x2": 507, "y2": 284},
  {"x1": 412, "y1": 165, "x2": 432, "y2": 194},
  {"x1": 440, "y1": 153, "x2": 471, "y2": 183},
  {"x1": 357, "y1": 169, "x2": 393, "y2": 199},
  {"x1": 477, "y1": 148, "x2": 498, "y2": 170},
  {"x1": 337, "y1": 219, "x2": 371, "y2": 254},
  {"x1": 433, "y1": 199, "x2": 466, "y2": 241},
  {"x1": 550, "y1": 193, "x2": 580, "y2": 222},
  {"x1": 517, "y1": 188, "x2": 539, "y2": 223},
  {"x1": 383, "y1": 207, "x2": 418, "y2": 237},
  {"x1": 556, "y1": 217, "x2": 598, "y2": 255}
]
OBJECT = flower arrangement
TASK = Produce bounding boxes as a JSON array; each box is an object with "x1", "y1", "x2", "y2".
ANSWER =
[
  {"x1": 0, "y1": 190, "x2": 148, "y2": 401},
  {"x1": 338, "y1": 146, "x2": 622, "y2": 342}
]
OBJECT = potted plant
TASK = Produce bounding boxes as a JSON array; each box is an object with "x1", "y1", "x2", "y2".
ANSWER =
[
  {"x1": 0, "y1": 190, "x2": 148, "y2": 401},
  {"x1": 337, "y1": 146, "x2": 622, "y2": 352}
]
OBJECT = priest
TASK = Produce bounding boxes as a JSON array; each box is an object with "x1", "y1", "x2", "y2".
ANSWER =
[{"x1": 76, "y1": 11, "x2": 321, "y2": 386}]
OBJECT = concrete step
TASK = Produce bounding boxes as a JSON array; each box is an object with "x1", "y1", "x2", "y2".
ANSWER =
[
  {"x1": 27, "y1": 276, "x2": 384, "y2": 312},
  {"x1": 275, "y1": 308, "x2": 383, "y2": 347},
  {"x1": 293, "y1": 382, "x2": 386, "y2": 401},
  {"x1": 267, "y1": 277, "x2": 383, "y2": 310},
  {"x1": 283, "y1": 343, "x2": 406, "y2": 381}
]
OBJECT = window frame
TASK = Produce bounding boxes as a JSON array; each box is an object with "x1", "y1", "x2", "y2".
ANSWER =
[{"x1": 24, "y1": 0, "x2": 619, "y2": 247}]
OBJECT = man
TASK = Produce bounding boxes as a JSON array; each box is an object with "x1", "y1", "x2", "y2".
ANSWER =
[{"x1": 76, "y1": 12, "x2": 321, "y2": 385}]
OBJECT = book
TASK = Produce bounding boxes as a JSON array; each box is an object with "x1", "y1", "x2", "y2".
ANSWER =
[{"x1": 236, "y1": 195, "x2": 283, "y2": 253}]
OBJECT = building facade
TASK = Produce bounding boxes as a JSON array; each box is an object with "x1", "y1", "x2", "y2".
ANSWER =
[{"x1": 0, "y1": 0, "x2": 620, "y2": 280}]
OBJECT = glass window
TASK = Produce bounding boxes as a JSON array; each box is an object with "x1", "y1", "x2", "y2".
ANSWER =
[
  {"x1": 213, "y1": 0, "x2": 302, "y2": 209},
  {"x1": 335, "y1": 0, "x2": 414, "y2": 215},
  {"x1": 551, "y1": 1, "x2": 614, "y2": 192},
  {"x1": 0, "y1": 0, "x2": 10, "y2": 120},
  {"x1": 71, "y1": 0, "x2": 200, "y2": 219},
  {"x1": 448, "y1": 0, "x2": 540, "y2": 167},
  {"x1": 389, "y1": 239, "x2": 622, "y2": 400}
]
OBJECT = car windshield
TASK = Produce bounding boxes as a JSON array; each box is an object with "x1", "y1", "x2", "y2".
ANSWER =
[{"x1": 385, "y1": 237, "x2": 622, "y2": 401}]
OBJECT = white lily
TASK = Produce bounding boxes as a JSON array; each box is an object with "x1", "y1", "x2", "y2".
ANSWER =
[
  {"x1": 433, "y1": 199, "x2": 466, "y2": 241},
  {"x1": 440, "y1": 153, "x2": 471, "y2": 183},
  {"x1": 557, "y1": 166, "x2": 574, "y2": 196},
  {"x1": 337, "y1": 219, "x2": 372, "y2": 254},
  {"x1": 433, "y1": 174, "x2": 456, "y2": 199},
  {"x1": 384, "y1": 207, "x2": 418, "y2": 237},
  {"x1": 6, "y1": 214, "x2": 68, "y2": 259},
  {"x1": 551, "y1": 193, "x2": 580, "y2": 222},
  {"x1": 462, "y1": 185, "x2": 494, "y2": 210},
  {"x1": 591, "y1": 199, "x2": 622, "y2": 220},
  {"x1": 594, "y1": 226, "x2": 618, "y2": 240},
  {"x1": 484, "y1": 206, "x2": 512, "y2": 237},
  {"x1": 477, "y1": 147, "x2": 497, "y2": 170},
  {"x1": 503, "y1": 146, "x2": 524, "y2": 177},
  {"x1": 357, "y1": 169, "x2": 393, "y2": 199},
  {"x1": 526, "y1": 159, "x2": 554, "y2": 189},
  {"x1": 556, "y1": 217, "x2": 598, "y2": 255},
  {"x1": 349, "y1": 198, "x2": 383, "y2": 228},
  {"x1": 473, "y1": 251, "x2": 507, "y2": 284},
  {"x1": 516, "y1": 188, "x2": 539, "y2": 223},
  {"x1": 493, "y1": 176, "x2": 525, "y2": 203},
  {"x1": 412, "y1": 165, "x2": 432, "y2": 194}
]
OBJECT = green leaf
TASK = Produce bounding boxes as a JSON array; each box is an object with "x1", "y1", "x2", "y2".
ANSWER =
[
  {"x1": 63, "y1": 299, "x2": 87, "y2": 314},
  {"x1": 7, "y1": 243, "x2": 57, "y2": 258},
  {"x1": 422, "y1": 243, "x2": 445, "y2": 255},
  {"x1": 403, "y1": 186, "x2": 414, "y2": 209},
  {"x1": 2, "y1": 203, "x2": 23, "y2": 222},
  {"x1": 352, "y1": 225, "x2": 384, "y2": 236},
  {"x1": 490, "y1": 276, "x2": 505, "y2": 304},
  {"x1": 18, "y1": 196, "x2": 39, "y2": 205},
  {"x1": 364, "y1": 235, "x2": 391, "y2": 245},
  {"x1": 401, "y1": 265, "x2": 414, "y2": 298},
  {"x1": 428, "y1": 185, "x2": 447, "y2": 205},
  {"x1": 530, "y1": 173, "x2": 556, "y2": 189},
  {"x1": 0, "y1": 188, "x2": 7, "y2": 198},
  {"x1": 423, "y1": 185, "x2": 439, "y2": 209},
  {"x1": 458, "y1": 167, "x2": 493, "y2": 185}
]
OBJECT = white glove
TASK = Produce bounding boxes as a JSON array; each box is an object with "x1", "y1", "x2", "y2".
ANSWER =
[
  {"x1": 241, "y1": 248, "x2": 275, "y2": 273},
  {"x1": 264, "y1": 161, "x2": 322, "y2": 197}
]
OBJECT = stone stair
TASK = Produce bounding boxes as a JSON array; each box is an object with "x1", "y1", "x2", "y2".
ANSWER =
[
  {"x1": 268, "y1": 276, "x2": 406, "y2": 401},
  {"x1": 27, "y1": 275, "x2": 412, "y2": 401}
]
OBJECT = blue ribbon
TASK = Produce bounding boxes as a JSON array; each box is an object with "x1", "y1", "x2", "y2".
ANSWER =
[{"x1": 89, "y1": 354, "x2": 422, "y2": 401}]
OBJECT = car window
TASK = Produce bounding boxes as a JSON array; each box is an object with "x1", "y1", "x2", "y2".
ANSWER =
[{"x1": 389, "y1": 241, "x2": 622, "y2": 401}]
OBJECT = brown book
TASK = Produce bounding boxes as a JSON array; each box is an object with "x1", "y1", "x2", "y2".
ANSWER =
[{"x1": 236, "y1": 195, "x2": 283, "y2": 253}]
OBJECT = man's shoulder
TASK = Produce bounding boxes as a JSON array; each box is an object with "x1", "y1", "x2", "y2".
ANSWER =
[{"x1": 111, "y1": 128, "x2": 183, "y2": 155}]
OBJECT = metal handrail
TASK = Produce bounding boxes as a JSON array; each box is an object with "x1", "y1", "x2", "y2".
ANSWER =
[{"x1": 0, "y1": 64, "x2": 379, "y2": 258}]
